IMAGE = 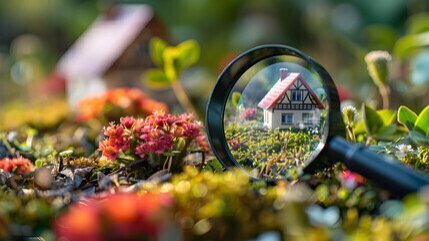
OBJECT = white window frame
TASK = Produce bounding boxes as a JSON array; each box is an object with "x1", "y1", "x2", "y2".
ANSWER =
[
  {"x1": 291, "y1": 90, "x2": 302, "y2": 101},
  {"x1": 281, "y1": 113, "x2": 293, "y2": 125},
  {"x1": 302, "y1": 113, "x2": 313, "y2": 124}
]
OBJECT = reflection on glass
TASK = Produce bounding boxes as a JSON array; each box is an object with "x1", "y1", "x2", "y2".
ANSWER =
[{"x1": 224, "y1": 56, "x2": 328, "y2": 179}]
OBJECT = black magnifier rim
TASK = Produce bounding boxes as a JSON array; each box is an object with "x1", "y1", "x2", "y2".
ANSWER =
[{"x1": 206, "y1": 44, "x2": 345, "y2": 177}]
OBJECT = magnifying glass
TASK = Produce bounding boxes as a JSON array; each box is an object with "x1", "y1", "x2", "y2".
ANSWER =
[{"x1": 206, "y1": 45, "x2": 429, "y2": 197}]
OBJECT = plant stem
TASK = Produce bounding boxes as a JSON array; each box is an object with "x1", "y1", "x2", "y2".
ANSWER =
[
  {"x1": 171, "y1": 80, "x2": 199, "y2": 118},
  {"x1": 346, "y1": 125, "x2": 356, "y2": 143},
  {"x1": 378, "y1": 84, "x2": 390, "y2": 109}
]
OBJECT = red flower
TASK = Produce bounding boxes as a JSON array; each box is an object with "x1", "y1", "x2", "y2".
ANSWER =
[
  {"x1": 54, "y1": 193, "x2": 173, "y2": 241},
  {"x1": 99, "y1": 123, "x2": 131, "y2": 161},
  {"x1": 239, "y1": 108, "x2": 258, "y2": 120},
  {"x1": 340, "y1": 170, "x2": 365, "y2": 188},
  {"x1": 0, "y1": 157, "x2": 33, "y2": 174}
]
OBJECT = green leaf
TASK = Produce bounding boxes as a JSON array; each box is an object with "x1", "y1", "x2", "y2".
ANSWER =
[
  {"x1": 35, "y1": 159, "x2": 44, "y2": 168},
  {"x1": 203, "y1": 159, "x2": 224, "y2": 172},
  {"x1": 407, "y1": 13, "x2": 429, "y2": 34},
  {"x1": 394, "y1": 32, "x2": 429, "y2": 59},
  {"x1": 397, "y1": 105, "x2": 418, "y2": 131},
  {"x1": 150, "y1": 37, "x2": 167, "y2": 67},
  {"x1": 414, "y1": 105, "x2": 429, "y2": 136},
  {"x1": 377, "y1": 109, "x2": 396, "y2": 125},
  {"x1": 144, "y1": 69, "x2": 171, "y2": 89},
  {"x1": 163, "y1": 47, "x2": 180, "y2": 81},
  {"x1": 353, "y1": 120, "x2": 366, "y2": 135},
  {"x1": 376, "y1": 124, "x2": 398, "y2": 141},
  {"x1": 231, "y1": 92, "x2": 241, "y2": 107},
  {"x1": 362, "y1": 104, "x2": 385, "y2": 136},
  {"x1": 175, "y1": 40, "x2": 200, "y2": 71},
  {"x1": 409, "y1": 130, "x2": 429, "y2": 145}
]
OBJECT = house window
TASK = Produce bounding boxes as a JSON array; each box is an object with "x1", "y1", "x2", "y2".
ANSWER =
[
  {"x1": 291, "y1": 90, "x2": 302, "y2": 101},
  {"x1": 281, "y1": 113, "x2": 293, "y2": 124},
  {"x1": 302, "y1": 113, "x2": 313, "y2": 124}
]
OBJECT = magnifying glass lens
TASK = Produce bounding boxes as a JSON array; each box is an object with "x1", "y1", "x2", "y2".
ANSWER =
[{"x1": 223, "y1": 55, "x2": 329, "y2": 179}]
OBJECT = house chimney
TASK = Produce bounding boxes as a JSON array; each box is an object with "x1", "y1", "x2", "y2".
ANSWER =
[{"x1": 280, "y1": 68, "x2": 288, "y2": 80}]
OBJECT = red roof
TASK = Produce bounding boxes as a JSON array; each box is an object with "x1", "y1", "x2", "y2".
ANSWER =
[
  {"x1": 57, "y1": 5, "x2": 153, "y2": 78},
  {"x1": 257, "y1": 72, "x2": 325, "y2": 110}
]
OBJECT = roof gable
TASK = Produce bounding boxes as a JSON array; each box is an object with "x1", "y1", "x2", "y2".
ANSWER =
[
  {"x1": 257, "y1": 72, "x2": 325, "y2": 110},
  {"x1": 57, "y1": 5, "x2": 153, "y2": 78},
  {"x1": 257, "y1": 73, "x2": 299, "y2": 109}
]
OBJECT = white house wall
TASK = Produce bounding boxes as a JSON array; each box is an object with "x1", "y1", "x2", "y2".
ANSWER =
[{"x1": 266, "y1": 109, "x2": 321, "y2": 129}]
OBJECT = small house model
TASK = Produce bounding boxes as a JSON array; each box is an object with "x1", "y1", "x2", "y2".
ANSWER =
[
  {"x1": 258, "y1": 68, "x2": 325, "y2": 129},
  {"x1": 54, "y1": 4, "x2": 170, "y2": 108}
]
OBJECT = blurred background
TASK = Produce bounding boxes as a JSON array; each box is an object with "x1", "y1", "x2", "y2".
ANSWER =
[{"x1": 1, "y1": 0, "x2": 429, "y2": 115}]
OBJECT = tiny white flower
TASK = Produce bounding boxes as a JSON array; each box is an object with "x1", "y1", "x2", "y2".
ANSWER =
[{"x1": 395, "y1": 144, "x2": 413, "y2": 159}]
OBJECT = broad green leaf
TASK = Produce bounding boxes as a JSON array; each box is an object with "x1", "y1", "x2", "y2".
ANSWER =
[
  {"x1": 150, "y1": 37, "x2": 167, "y2": 67},
  {"x1": 163, "y1": 47, "x2": 180, "y2": 81},
  {"x1": 35, "y1": 159, "x2": 44, "y2": 168},
  {"x1": 414, "y1": 105, "x2": 429, "y2": 136},
  {"x1": 144, "y1": 69, "x2": 171, "y2": 89},
  {"x1": 407, "y1": 13, "x2": 429, "y2": 34},
  {"x1": 176, "y1": 40, "x2": 200, "y2": 70},
  {"x1": 394, "y1": 32, "x2": 429, "y2": 59},
  {"x1": 353, "y1": 120, "x2": 366, "y2": 135},
  {"x1": 376, "y1": 124, "x2": 397, "y2": 140},
  {"x1": 397, "y1": 105, "x2": 417, "y2": 131},
  {"x1": 377, "y1": 109, "x2": 396, "y2": 125},
  {"x1": 231, "y1": 92, "x2": 241, "y2": 107},
  {"x1": 409, "y1": 130, "x2": 429, "y2": 145},
  {"x1": 362, "y1": 104, "x2": 384, "y2": 136}
]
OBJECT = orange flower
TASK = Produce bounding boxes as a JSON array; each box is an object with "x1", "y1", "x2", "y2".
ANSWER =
[
  {"x1": 76, "y1": 88, "x2": 168, "y2": 122},
  {"x1": 55, "y1": 193, "x2": 173, "y2": 241},
  {"x1": 75, "y1": 96, "x2": 106, "y2": 122},
  {"x1": 0, "y1": 157, "x2": 33, "y2": 174}
]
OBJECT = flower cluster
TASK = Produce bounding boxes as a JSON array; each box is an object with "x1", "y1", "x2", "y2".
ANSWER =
[
  {"x1": 54, "y1": 192, "x2": 173, "y2": 241},
  {"x1": 134, "y1": 113, "x2": 201, "y2": 158},
  {"x1": 0, "y1": 157, "x2": 33, "y2": 175},
  {"x1": 76, "y1": 88, "x2": 168, "y2": 122},
  {"x1": 239, "y1": 108, "x2": 258, "y2": 120},
  {"x1": 99, "y1": 112, "x2": 207, "y2": 161},
  {"x1": 99, "y1": 118, "x2": 133, "y2": 160}
]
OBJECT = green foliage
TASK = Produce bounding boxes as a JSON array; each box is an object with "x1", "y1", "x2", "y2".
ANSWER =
[
  {"x1": 397, "y1": 105, "x2": 429, "y2": 145},
  {"x1": 142, "y1": 69, "x2": 170, "y2": 90},
  {"x1": 394, "y1": 32, "x2": 429, "y2": 59},
  {"x1": 398, "y1": 105, "x2": 418, "y2": 130},
  {"x1": 224, "y1": 121, "x2": 320, "y2": 179},
  {"x1": 415, "y1": 105, "x2": 429, "y2": 136},
  {"x1": 231, "y1": 92, "x2": 241, "y2": 107},
  {"x1": 363, "y1": 104, "x2": 385, "y2": 135},
  {"x1": 144, "y1": 37, "x2": 201, "y2": 89},
  {"x1": 361, "y1": 104, "x2": 398, "y2": 141},
  {"x1": 149, "y1": 37, "x2": 167, "y2": 67}
]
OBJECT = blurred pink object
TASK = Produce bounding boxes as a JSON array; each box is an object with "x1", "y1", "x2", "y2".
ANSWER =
[
  {"x1": 341, "y1": 170, "x2": 365, "y2": 188},
  {"x1": 239, "y1": 108, "x2": 258, "y2": 120},
  {"x1": 337, "y1": 86, "x2": 351, "y2": 102}
]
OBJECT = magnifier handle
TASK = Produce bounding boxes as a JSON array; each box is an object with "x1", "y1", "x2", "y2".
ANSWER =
[{"x1": 329, "y1": 136, "x2": 429, "y2": 197}]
